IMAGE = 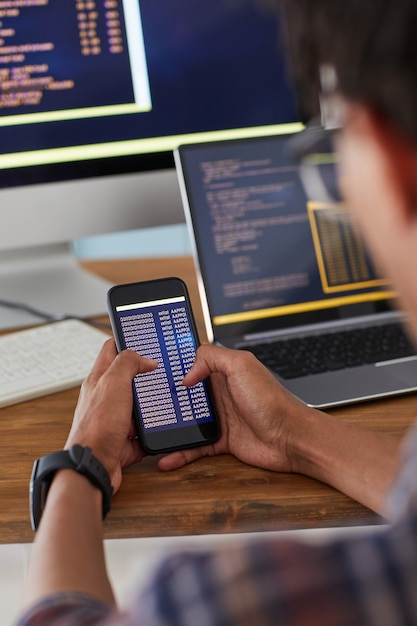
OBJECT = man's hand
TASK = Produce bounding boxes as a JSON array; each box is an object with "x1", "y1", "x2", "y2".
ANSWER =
[
  {"x1": 158, "y1": 344, "x2": 400, "y2": 515},
  {"x1": 65, "y1": 339, "x2": 157, "y2": 492},
  {"x1": 158, "y1": 344, "x2": 318, "y2": 474}
]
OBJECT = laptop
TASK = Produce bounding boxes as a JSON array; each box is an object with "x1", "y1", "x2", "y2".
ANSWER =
[{"x1": 174, "y1": 132, "x2": 417, "y2": 407}]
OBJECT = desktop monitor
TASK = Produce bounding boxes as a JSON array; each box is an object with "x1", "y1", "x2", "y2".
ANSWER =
[{"x1": 0, "y1": 0, "x2": 302, "y2": 329}]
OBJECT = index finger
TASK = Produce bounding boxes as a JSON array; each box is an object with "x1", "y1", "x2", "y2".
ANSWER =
[{"x1": 86, "y1": 337, "x2": 118, "y2": 383}]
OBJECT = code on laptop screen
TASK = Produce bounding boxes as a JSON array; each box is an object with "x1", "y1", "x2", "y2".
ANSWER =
[{"x1": 180, "y1": 135, "x2": 392, "y2": 328}]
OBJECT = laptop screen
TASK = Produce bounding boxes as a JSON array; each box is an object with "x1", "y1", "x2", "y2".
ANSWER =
[{"x1": 176, "y1": 133, "x2": 395, "y2": 339}]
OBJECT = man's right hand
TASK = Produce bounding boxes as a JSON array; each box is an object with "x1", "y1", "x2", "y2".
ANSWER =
[
  {"x1": 158, "y1": 343, "x2": 320, "y2": 474},
  {"x1": 158, "y1": 343, "x2": 401, "y2": 516}
]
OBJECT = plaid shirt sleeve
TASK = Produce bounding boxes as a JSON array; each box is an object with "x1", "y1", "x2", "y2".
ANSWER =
[{"x1": 16, "y1": 427, "x2": 417, "y2": 626}]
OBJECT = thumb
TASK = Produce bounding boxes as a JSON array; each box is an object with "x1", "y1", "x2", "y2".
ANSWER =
[
  {"x1": 113, "y1": 349, "x2": 158, "y2": 380},
  {"x1": 183, "y1": 344, "x2": 233, "y2": 387}
]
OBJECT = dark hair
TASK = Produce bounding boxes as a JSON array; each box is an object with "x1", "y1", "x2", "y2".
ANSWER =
[{"x1": 276, "y1": 0, "x2": 417, "y2": 142}]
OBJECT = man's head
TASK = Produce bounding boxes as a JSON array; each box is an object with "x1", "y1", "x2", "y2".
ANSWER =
[
  {"x1": 282, "y1": 0, "x2": 417, "y2": 142},
  {"x1": 277, "y1": 0, "x2": 417, "y2": 336}
]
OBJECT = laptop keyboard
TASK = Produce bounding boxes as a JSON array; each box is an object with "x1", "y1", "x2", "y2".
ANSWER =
[{"x1": 243, "y1": 322, "x2": 416, "y2": 379}]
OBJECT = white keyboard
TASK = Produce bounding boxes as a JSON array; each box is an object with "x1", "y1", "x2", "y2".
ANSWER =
[{"x1": 0, "y1": 319, "x2": 110, "y2": 408}]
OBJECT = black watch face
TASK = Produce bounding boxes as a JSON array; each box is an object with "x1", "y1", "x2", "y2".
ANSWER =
[{"x1": 30, "y1": 459, "x2": 43, "y2": 531}]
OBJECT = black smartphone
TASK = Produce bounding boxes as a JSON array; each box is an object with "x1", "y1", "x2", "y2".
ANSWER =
[{"x1": 107, "y1": 277, "x2": 220, "y2": 454}]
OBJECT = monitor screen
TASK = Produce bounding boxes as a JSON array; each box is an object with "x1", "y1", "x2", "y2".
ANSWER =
[
  {"x1": 0, "y1": 0, "x2": 302, "y2": 330},
  {"x1": 0, "y1": 0, "x2": 300, "y2": 187}
]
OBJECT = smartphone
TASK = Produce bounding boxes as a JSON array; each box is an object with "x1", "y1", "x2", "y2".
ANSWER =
[{"x1": 107, "y1": 277, "x2": 220, "y2": 454}]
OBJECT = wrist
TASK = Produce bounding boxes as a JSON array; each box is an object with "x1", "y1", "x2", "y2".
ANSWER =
[
  {"x1": 284, "y1": 407, "x2": 335, "y2": 478},
  {"x1": 65, "y1": 434, "x2": 118, "y2": 485},
  {"x1": 30, "y1": 445, "x2": 113, "y2": 531}
]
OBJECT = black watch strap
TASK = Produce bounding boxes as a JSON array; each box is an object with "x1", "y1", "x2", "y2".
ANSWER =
[{"x1": 30, "y1": 444, "x2": 113, "y2": 531}]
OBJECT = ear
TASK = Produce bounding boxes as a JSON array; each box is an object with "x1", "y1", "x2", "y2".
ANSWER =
[{"x1": 352, "y1": 107, "x2": 417, "y2": 225}]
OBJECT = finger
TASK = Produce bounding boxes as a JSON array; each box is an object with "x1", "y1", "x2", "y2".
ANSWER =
[
  {"x1": 89, "y1": 340, "x2": 159, "y2": 382},
  {"x1": 122, "y1": 436, "x2": 145, "y2": 468},
  {"x1": 85, "y1": 338, "x2": 118, "y2": 384},
  {"x1": 183, "y1": 344, "x2": 236, "y2": 387},
  {"x1": 128, "y1": 420, "x2": 138, "y2": 439},
  {"x1": 157, "y1": 447, "x2": 208, "y2": 471},
  {"x1": 105, "y1": 349, "x2": 158, "y2": 387}
]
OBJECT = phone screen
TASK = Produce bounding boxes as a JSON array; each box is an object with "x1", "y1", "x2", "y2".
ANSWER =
[{"x1": 108, "y1": 279, "x2": 220, "y2": 453}]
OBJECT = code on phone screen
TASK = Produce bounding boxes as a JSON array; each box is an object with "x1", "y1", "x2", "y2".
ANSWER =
[{"x1": 116, "y1": 296, "x2": 214, "y2": 432}]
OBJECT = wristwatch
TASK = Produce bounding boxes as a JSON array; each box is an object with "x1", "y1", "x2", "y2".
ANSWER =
[{"x1": 30, "y1": 444, "x2": 113, "y2": 531}]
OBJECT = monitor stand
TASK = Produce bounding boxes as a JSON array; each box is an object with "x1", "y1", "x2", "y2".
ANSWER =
[{"x1": 0, "y1": 243, "x2": 113, "y2": 330}]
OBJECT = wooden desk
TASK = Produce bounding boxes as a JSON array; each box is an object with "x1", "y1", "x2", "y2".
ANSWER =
[{"x1": 1, "y1": 256, "x2": 416, "y2": 544}]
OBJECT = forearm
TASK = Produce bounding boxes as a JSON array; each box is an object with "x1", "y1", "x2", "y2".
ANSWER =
[
  {"x1": 288, "y1": 409, "x2": 402, "y2": 515},
  {"x1": 23, "y1": 469, "x2": 114, "y2": 610}
]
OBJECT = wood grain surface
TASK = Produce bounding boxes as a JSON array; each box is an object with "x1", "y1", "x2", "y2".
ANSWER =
[{"x1": 0, "y1": 257, "x2": 415, "y2": 544}]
